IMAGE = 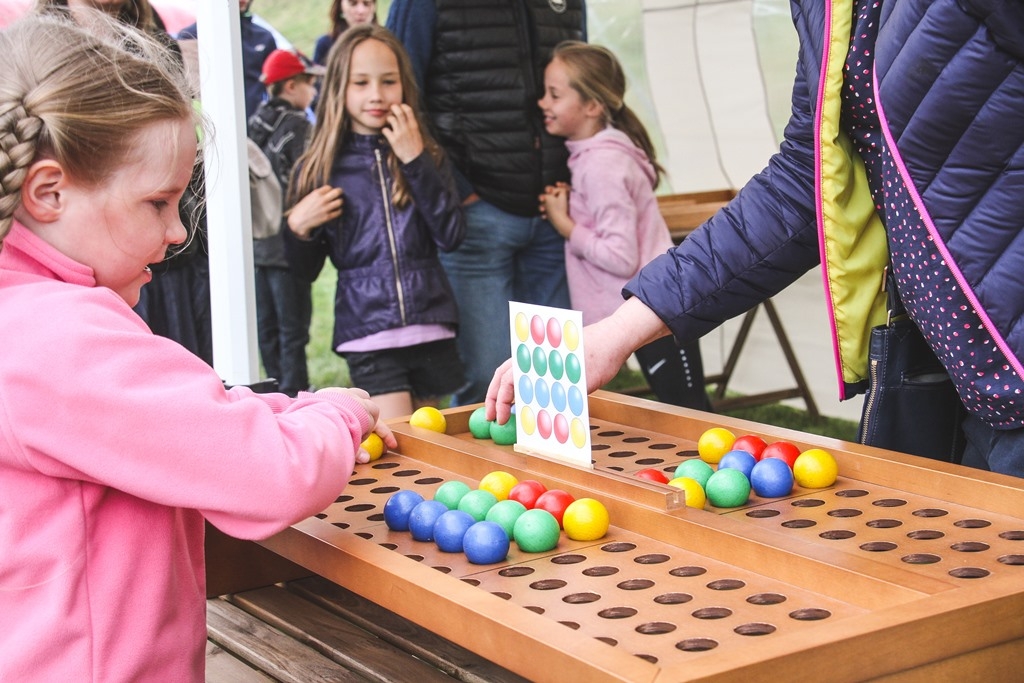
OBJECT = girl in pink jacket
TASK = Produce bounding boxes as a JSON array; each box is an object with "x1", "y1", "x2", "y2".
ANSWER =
[
  {"x1": 0, "y1": 13, "x2": 395, "y2": 681},
  {"x1": 538, "y1": 41, "x2": 710, "y2": 411}
]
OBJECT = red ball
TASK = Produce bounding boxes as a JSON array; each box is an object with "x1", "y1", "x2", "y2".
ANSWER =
[
  {"x1": 534, "y1": 489, "x2": 575, "y2": 528},
  {"x1": 508, "y1": 480, "x2": 547, "y2": 509},
  {"x1": 733, "y1": 434, "x2": 768, "y2": 460},
  {"x1": 635, "y1": 468, "x2": 670, "y2": 484},
  {"x1": 762, "y1": 441, "x2": 800, "y2": 469}
]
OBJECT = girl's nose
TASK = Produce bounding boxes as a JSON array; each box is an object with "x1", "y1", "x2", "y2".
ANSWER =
[{"x1": 168, "y1": 213, "x2": 189, "y2": 246}]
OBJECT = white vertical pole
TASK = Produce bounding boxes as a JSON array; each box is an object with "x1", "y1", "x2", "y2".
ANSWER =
[{"x1": 194, "y1": 0, "x2": 260, "y2": 385}]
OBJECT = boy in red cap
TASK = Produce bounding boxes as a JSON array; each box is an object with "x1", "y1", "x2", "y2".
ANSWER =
[{"x1": 247, "y1": 50, "x2": 331, "y2": 396}]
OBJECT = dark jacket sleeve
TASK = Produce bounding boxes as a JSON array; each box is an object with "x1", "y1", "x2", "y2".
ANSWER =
[
  {"x1": 402, "y1": 151, "x2": 466, "y2": 252},
  {"x1": 624, "y1": 45, "x2": 821, "y2": 344}
]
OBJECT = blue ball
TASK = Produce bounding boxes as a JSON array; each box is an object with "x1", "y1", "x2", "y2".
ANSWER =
[
  {"x1": 434, "y1": 510, "x2": 477, "y2": 552},
  {"x1": 383, "y1": 490, "x2": 425, "y2": 531},
  {"x1": 408, "y1": 500, "x2": 449, "y2": 541},
  {"x1": 718, "y1": 449, "x2": 757, "y2": 479},
  {"x1": 750, "y1": 457, "x2": 794, "y2": 498},
  {"x1": 463, "y1": 521, "x2": 511, "y2": 565}
]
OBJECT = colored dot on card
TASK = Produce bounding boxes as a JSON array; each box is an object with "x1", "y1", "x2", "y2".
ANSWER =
[
  {"x1": 570, "y1": 418, "x2": 587, "y2": 448},
  {"x1": 551, "y1": 382, "x2": 566, "y2": 412},
  {"x1": 531, "y1": 315, "x2": 545, "y2": 345},
  {"x1": 548, "y1": 350, "x2": 564, "y2": 380},
  {"x1": 546, "y1": 317, "x2": 562, "y2": 347},
  {"x1": 563, "y1": 321, "x2": 579, "y2": 351},
  {"x1": 520, "y1": 405, "x2": 536, "y2": 435},
  {"x1": 514, "y1": 312, "x2": 529, "y2": 342},
  {"x1": 553, "y1": 413, "x2": 569, "y2": 443},
  {"x1": 537, "y1": 409, "x2": 552, "y2": 439},
  {"x1": 516, "y1": 344, "x2": 531, "y2": 373},
  {"x1": 565, "y1": 353, "x2": 582, "y2": 383},
  {"x1": 568, "y1": 385, "x2": 584, "y2": 416},
  {"x1": 534, "y1": 378, "x2": 550, "y2": 408},
  {"x1": 518, "y1": 374, "x2": 534, "y2": 403},
  {"x1": 532, "y1": 347, "x2": 547, "y2": 375}
]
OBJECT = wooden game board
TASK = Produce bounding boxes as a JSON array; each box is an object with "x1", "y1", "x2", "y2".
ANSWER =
[{"x1": 257, "y1": 391, "x2": 1024, "y2": 682}]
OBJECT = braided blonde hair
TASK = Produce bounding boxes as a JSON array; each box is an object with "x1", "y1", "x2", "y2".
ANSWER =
[{"x1": 0, "y1": 11, "x2": 196, "y2": 243}]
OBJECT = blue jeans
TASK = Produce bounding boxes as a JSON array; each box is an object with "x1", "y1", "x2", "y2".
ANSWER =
[
  {"x1": 960, "y1": 415, "x2": 1024, "y2": 478},
  {"x1": 441, "y1": 198, "x2": 570, "y2": 405},
  {"x1": 255, "y1": 266, "x2": 312, "y2": 396}
]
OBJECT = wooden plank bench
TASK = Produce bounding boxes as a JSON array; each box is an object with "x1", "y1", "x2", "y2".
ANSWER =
[{"x1": 206, "y1": 575, "x2": 530, "y2": 683}]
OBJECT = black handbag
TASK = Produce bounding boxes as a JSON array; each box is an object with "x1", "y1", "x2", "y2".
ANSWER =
[{"x1": 857, "y1": 271, "x2": 966, "y2": 463}]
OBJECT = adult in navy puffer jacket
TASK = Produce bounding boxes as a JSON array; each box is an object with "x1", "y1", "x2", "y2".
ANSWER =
[{"x1": 487, "y1": 0, "x2": 1024, "y2": 477}]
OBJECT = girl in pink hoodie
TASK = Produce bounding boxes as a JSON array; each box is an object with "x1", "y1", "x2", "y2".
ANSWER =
[
  {"x1": 538, "y1": 41, "x2": 710, "y2": 411},
  {"x1": 0, "y1": 13, "x2": 395, "y2": 682}
]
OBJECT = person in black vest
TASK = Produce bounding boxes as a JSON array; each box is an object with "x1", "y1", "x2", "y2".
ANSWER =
[{"x1": 387, "y1": 0, "x2": 586, "y2": 406}]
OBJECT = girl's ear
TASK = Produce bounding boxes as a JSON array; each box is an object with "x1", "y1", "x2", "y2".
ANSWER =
[
  {"x1": 19, "y1": 159, "x2": 67, "y2": 223},
  {"x1": 584, "y1": 98, "x2": 605, "y2": 121}
]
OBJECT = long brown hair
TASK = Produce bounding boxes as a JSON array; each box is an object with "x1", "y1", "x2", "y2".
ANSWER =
[
  {"x1": 0, "y1": 12, "x2": 196, "y2": 242},
  {"x1": 33, "y1": 0, "x2": 158, "y2": 31},
  {"x1": 551, "y1": 41, "x2": 665, "y2": 186},
  {"x1": 291, "y1": 24, "x2": 442, "y2": 210},
  {"x1": 327, "y1": 0, "x2": 378, "y2": 40}
]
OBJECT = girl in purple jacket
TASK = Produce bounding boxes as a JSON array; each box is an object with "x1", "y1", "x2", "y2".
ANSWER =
[
  {"x1": 537, "y1": 41, "x2": 710, "y2": 411},
  {"x1": 287, "y1": 25, "x2": 466, "y2": 420}
]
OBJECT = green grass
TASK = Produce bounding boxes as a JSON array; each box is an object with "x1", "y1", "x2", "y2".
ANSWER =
[{"x1": 258, "y1": 0, "x2": 859, "y2": 442}]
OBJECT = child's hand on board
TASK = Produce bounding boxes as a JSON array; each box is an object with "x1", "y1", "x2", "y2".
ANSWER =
[
  {"x1": 287, "y1": 185, "x2": 343, "y2": 239},
  {"x1": 315, "y1": 387, "x2": 399, "y2": 463},
  {"x1": 382, "y1": 103, "x2": 424, "y2": 164}
]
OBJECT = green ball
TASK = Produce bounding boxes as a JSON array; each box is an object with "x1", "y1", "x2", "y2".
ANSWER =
[
  {"x1": 489, "y1": 414, "x2": 517, "y2": 445},
  {"x1": 485, "y1": 499, "x2": 527, "y2": 539},
  {"x1": 468, "y1": 406, "x2": 493, "y2": 439},
  {"x1": 513, "y1": 508, "x2": 560, "y2": 553},
  {"x1": 705, "y1": 468, "x2": 751, "y2": 508},
  {"x1": 457, "y1": 489, "x2": 498, "y2": 521},
  {"x1": 434, "y1": 480, "x2": 472, "y2": 510},
  {"x1": 674, "y1": 459, "x2": 714, "y2": 489}
]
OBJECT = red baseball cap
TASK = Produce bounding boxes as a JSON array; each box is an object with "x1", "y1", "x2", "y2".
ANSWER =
[{"x1": 260, "y1": 49, "x2": 326, "y2": 85}]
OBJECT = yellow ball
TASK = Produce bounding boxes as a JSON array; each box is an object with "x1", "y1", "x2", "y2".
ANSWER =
[
  {"x1": 562, "y1": 498, "x2": 610, "y2": 541},
  {"x1": 793, "y1": 448, "x2": 839, "y2": 488},
  {"x1": 360, "y1": 432, "x2": 385, "y2": 461},
  {"x1": 409, "y1": 406, "x2": 446, "y2": 433},
  {"x1": 697, "y1": 427, "x2": 735, "y2": 464},
  {"x1": 667, "y1": 476, "x2": 707, "y2": 509},
  {"x1": 479, "y1": 470, "x2": 519, "y2": 501}
]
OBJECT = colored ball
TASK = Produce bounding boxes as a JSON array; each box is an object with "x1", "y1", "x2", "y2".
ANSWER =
[
  {"x1": 793, "y1": 448, "x2": 839, "y2": 488},
  {"x1": 534, "y1": 378, "x2": 550, "y2": 408},
  {"x1": 513, "y1": 509, "x2": 561, "y2": 553},
  {"x1": 360, "y1": 432, "x2": 385, "y2": 461},
  {"x1": 570, "y1": 418, "x2": 588, "y2": 448},
  {"x1": 705, "y1": 468, "x2": 751, "y2": 508},
  {"x1": 762, "y1": 441, "x2": 801, "y2": 469},
  {"x1": 733, "y1": 434, "x2": 769, "y2": 460},
  {"x1": 718, "y1": 449, "x2": 757, "y2": 479},
  {"x1": 667, "y1": 476, "x2": 707, "y2": 509},
  {"x1": 750, "y1": 457, "x2": 795, "y2": 498},
  {"x1": 408, "y1": 500, "x2": 449, "y2": 542},
  {"x1": 383, "y1": 490, "x2": 425, "y2": 531},
  {"x1": 508, "y1": 479, "x2": 547, "y2": 509},
  {"x1": 536, "y1": 409, "x2": 553, "y2": 439},
  {"x1": 546, "y1": 317, "x2": 562, "y2": 347},
  {"x1": 548, "y1": 349, "x2": 564, "y2": 380},
  {"x1": 463, "y1": 521, "x2": 511, "y2": 564},
  {"x1": 516, "y1": 343, "x2": 531, "y2": 373},
  {"x1": 433, "y1": 510, "x2": 477, "y2": 552},
  {"x1": 517, "y1": 374, "x2": 534, "y2": 404},
  {"x1": 635, "y1": 468, "x2": 670, "y2": 484},
  {"x1": 467, "y1": 406, "x2": 493, "y2": 439},
  {"x1": 530, "y1": 315, "x2": 545, "y2": 344},
  {"x1": 514, "y1": 312, "x2": 529, "y2": 342},
  {"x1": 563, "y1": 498, "x2": 610, "y2": 541},
  {"x1": 532, "y1": 346, "x2": 548, "y2": 375},
  {"x1": 457, "y1": 489, "x2": 498, "y2": 521},
  {"x1": 433, "y1": 480, "x2": 472, "y2": 510},
  {"x1": 563, "y1": 320, "x2": 580, "y2": 351},
  {"x1": 479, "y1": 470, "x2": 519, "y2": 501},
  {"x1": 534, "y1": 489, "x2": 575, "y2": 528},
  {"x1": 697, "y1": 427, "x2": 736, "y2": 464},
  {"x1": 567, "y1": 385, "x2": 585, "y2": 416},
  {"x1": 519, "y1": 405, "x2": 536, "y2": 435},
  {"x1": 485, "y1": 499, "x2": 528, "y2": 538},
  {"x1": 409, "y1": 406, "x2": 447, "y2": 433},
  {"x1": 550, "y1": 381, "x2": 567, "y2": 412},
  {"x1": 489, "y1": 414, "x2": 517, "y2": 446},
  {"x1": 565, "y1": 352, "x2": 582, "y2": 383},
  {"x1": 674, "y1": 458, "x2": 714, "y2": 488}
]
